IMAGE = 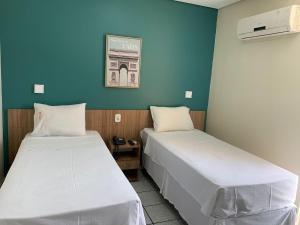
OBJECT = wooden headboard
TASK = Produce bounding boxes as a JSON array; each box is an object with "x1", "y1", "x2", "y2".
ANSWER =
[{"x1": 8, "y1": 109, "x2": 205, "y2": 166}]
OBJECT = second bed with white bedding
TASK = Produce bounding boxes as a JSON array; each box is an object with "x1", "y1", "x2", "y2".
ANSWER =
[
  {"x1": 141, "y1": 128, "x2": 298, "y2": 219},
  {"x1": 0, "y1": 131, "x2": 145, "y2": 225}
]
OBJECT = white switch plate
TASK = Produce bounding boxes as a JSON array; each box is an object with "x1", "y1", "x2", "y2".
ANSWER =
[
  {"x1": 34, "y1": 84, "x2": 44, "y2": 94},
  {"x1": 115, "y1": 114, "x2": 121, "y2": 123},
  {"x1": 185, "y1": 91, "x2": 192, "y2": 99}
]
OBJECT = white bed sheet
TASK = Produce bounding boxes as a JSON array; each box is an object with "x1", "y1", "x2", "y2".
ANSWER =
[
  {"x1": 143, "y1": 153, "x2": 297, "y2": 225},
  {"x1": 141, "y1": 128, "x2": 298, "y2": 218},
  {"x1": 0, "y1": 131, "x2": 145, "y2": 225}
]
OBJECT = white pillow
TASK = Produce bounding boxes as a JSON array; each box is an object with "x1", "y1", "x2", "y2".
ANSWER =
[
  {"x1": 150, "y1": 106, "x2": 194, "y2": 132},
  {"x1": 32, "y1": 103, "x2": 86, "y2": 136}
]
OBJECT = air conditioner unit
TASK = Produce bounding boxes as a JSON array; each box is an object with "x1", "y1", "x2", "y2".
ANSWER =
[{"x1": 237, "y1": 5, "x2": 300, "y2": 40}]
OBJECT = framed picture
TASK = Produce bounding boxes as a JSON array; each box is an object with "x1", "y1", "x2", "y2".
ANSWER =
[{"x1": 105, "y1": 35, "x2": 142, "y2": 88}]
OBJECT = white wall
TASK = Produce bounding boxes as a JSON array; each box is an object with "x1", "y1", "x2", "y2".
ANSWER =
[{"x1": 207, "y1": 0, "x2": 300, "y2": 209}]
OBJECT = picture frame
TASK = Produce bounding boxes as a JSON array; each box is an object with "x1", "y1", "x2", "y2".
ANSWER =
[{"x1": 105, "y1": 35, "x2": 142, "y2": 88}]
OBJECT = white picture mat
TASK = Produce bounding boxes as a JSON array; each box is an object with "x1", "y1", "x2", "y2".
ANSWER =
[{"x1": 105, "y1": 35, "x2": 142, "y2": 88}]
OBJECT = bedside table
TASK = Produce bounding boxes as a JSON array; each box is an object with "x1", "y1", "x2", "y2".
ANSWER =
[{"x1": 108, "y1": 140, "x2": 141, "y2": 181}]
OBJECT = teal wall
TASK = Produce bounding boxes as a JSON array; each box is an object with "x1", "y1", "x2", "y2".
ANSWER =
[{"x1": 0, "y1": 0, "x2": 217, "y2": 172}]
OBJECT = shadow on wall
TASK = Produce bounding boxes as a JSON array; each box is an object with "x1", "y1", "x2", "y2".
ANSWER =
[{"x1": 0, "y1": 47, "x2": 3, "y2": 181}]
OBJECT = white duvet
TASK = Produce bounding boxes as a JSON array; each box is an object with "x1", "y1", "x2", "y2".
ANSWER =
[
  {"x1": 0, "y1": 131, "x2": 145, "y2": 225},
  {"x1": 141, "y1": 128, "x2": 298, "y2": 218}
]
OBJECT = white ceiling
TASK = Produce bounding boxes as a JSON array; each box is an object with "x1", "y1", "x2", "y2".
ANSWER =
[{"x1": 175, "y1": 0, "x2": 241, "y2": 9}]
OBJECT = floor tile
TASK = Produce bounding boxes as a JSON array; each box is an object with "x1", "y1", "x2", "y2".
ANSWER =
[
  {"x1": 155, "y1": 220, "x2": 185, "y2": 225},
  {"x1": 143, "y1": 208, "x2": 152, "y2": 225},
  {"x1": 145, "y1": 203, "x2": 179, "y2": 224},
  {"x1": 134, "y1": 170, "x2": 186, "y2": 225},
  {"x1": 139, "y1": 191, "x2": 164, "y2": 206},
  {"x1": 131, "y1": 179, "x2": 156, "y2": 193},
  {"x1": 138, "y1": 170, "x2": 147, "y2": 181}
]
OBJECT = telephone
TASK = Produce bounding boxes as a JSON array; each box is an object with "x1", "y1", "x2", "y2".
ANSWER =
[{"x1": 113, "y1": 136, "x2": 126, "y2": 145}]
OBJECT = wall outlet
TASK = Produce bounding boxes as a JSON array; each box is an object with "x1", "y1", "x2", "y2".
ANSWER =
[
  {"x1": 34, "y1": 84, "x2": 44, "y2": 94},
  {"x1": 115, "y1": 114, "x2": 121, "y2": 123},
  {"x1": 185, "y1": 91, "x2": 192, "y2": 99}
]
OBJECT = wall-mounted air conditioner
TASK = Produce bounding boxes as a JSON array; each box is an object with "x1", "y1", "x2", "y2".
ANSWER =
[{"x1": 237, "y1": 5, "x2": 300, "y2": 40}]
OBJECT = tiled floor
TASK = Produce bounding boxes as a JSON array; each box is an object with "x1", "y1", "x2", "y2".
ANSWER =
[{"x1": 131, "y1": 170, "x2": 187, "y2": 225}]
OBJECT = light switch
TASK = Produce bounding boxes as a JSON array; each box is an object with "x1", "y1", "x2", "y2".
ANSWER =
[
  {"x1": 115, "y1": 114, "x2": 121, "y2": 123},
  {"x1": 185, "y1": 91, "x2": 192, "y2": 99},
  {"x1": 34, "y1": 84, "x2": 44, "y2": 94}
]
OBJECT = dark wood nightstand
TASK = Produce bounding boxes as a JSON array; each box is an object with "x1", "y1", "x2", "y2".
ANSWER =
[{"x1": 108, "y1": 140, "x2": 141, "y2": 181}]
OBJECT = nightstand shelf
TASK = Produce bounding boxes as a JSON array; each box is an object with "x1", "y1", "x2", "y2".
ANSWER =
[{"x1": 108, "y1": 141, "x2": 141, "y2": 181}]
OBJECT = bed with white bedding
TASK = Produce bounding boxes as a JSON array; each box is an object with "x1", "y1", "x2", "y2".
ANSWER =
[
  {"x1": 141, "y1": 128, "x2": 298, "y2": 225},
  {"x1": 0, "y1": 131, "x2": 145, "y2": 225}
]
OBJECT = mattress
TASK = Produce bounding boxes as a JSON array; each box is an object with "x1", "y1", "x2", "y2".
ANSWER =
[
  {"x1": 0, "y1": 131, "x2": 145, "y2": 225},
  {"x1": 141, "y1": 128, "x2": 298, "y2": 219},
  {"x1": 143, "y1": 153, "x2": 297, "y2": 225}
]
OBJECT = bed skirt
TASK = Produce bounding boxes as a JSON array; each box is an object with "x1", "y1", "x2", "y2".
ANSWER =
[{"x1": 143, "y1": 154, "x2": 297, "y2": 225}]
